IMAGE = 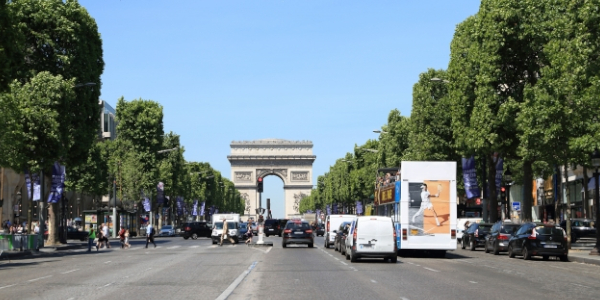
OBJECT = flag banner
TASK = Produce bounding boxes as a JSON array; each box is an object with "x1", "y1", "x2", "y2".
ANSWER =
[
  {"x1": 209, "y1": 205, "x2": 215, "y2": 216},
  {"x1": 25, "y1": 170, "x2": 41, "y2": 201},
  {"x1": 356, "y1": 201, "x2": 363, "y2": 215},
  {"x1": 495, "y1": 156, "x2": 504, "y2": 191},
  {"x1": 316, "y1": 209, "x2": 322, "y2": 219},
  {"x1": 192, "y1": 200, "x2": 198, "y2": 216},
  {"x1": 176, "y1": 196, "x2": 184, "y2": 216},
  {"x1": 200, "y1": 201, "x2": 206, "y2": 216},
  {"x1": 143, "y1": 198, "x2": 151, "y2": 212},
  {"x1": 48, "y1": 162, "x2": 66, "y2": 203},
  {"x1": 326, "y1": 204, "x2": 331, "y2": 215},
  {"x1": 333, "y1": 203, "x2": 338, "y2": 214},
  {"x1": 157, "y1": 182, "x2": 165, "y2": 205},
  {"x1": 306, "y1": 210, "x2": 313, "y2": 213},
  {"x1": 462, "y1": 156, "x2": 480, "y2": 199}
]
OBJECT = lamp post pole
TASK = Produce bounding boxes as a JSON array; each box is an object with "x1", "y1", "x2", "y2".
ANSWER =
[{"x1": 590, "y1": 149, "x2": 600, "y2": 255}]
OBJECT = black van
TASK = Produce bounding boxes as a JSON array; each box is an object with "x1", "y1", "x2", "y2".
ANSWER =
[
  {"x1": 508, "y1": 222, "x2": 568, "y2": 261},
  {"x1": 181, "y1": 222, "x2": 211, "y2": 239},
  {"x1": 264, "y1": 219, "x2": 282, "y2": 237}
]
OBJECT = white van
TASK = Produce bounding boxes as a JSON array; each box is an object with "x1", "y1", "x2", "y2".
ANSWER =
[
  {"x1": 344, "y1": 216, "x2": 397, "y2": 263},
  {"x1": 211, "y1": 214, "x2": 240, "y2": 244},
  {"x1": 324, "y1": 214, "x2": 356, "y2": 248}
]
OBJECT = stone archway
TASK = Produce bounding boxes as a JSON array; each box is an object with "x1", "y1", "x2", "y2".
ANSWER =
[{"x1": 228, "y1": 139, "x2": 315, "y2": 220}]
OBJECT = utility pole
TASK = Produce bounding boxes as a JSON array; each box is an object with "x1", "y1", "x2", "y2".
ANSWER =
[
  {"x1": 0, "y1": 167, "x2": 4, "y2": 229},
  {"x1": 38, "y1": 170, "x2": 45, "y2": 249}
]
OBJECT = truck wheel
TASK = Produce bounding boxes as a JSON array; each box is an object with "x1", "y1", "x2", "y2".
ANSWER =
[
  {"x1": 183, "y1": 236, "x2": 189, "y2": 240},
  {"x1": 324, "y1": 237, "x2": 329, "y2": 249},
  {"x1": 192, "y1": 233, "x2": 198, "y2": 240},
  {"x1": 391, "y1": 256, "x2": 398, "y2": 263},
  {"x1": 308, "y1": 243, "x2": 313, "y2": 248}
]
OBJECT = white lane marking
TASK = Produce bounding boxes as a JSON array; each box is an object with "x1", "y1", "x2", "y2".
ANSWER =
[
  {"x1": 371, "y1": 279, "x2": 377, "y2": 283},
  {"x1": 469, "y1": 281, "x2": 477, "y2": 284},
  {"x1": 334, "y1": 257, "x2": 339, "y2": 261},
  {"x1": 28, "y1": 275, "x2": 52, "y2": 282},
  {"x1": 340, "y1": 262, "x2": 347, "y2": 265},
  {"x1": 0, "y1": 284, "x2": 17, "y2": 290},
  {"x1": 423, "y1": 267, "x2": 440, "y2": 272},
  {"x1": 61, "y1": 269, "x2": 79, "y2": 274},
  {"x1": 104, "y1": 261, "x2": 111, "y2": 264},
  {"x1": 215, "y1": 261, "x2": 258, "y2": 300},
  {"x1": 209, "y1": 245, "x2": 217, "y2": 248},
  {"x1": 67, "y1": 298, "x2": 74, "y2": 300},
  {"x1": 190, "y1": 245, "x2": 199, "y2": 248},
  {"x1": 97, "y1": 282, "x2": 114, "y2": 289},
  {"x1": 349, "y1": 267, "x2": 358, "y2": 271},
  {"x1": 265, "y1": 247, "x2": 272, "y2": 253},
  {"x1": 571, "y1": 283, "x2": 591, "y2": 289},
  {"x1": 167, "y1": 246, "x2": 180, "y2": 249},
  {"x1": 400, "y1": 297, "x2": 410, "y2": 300}
]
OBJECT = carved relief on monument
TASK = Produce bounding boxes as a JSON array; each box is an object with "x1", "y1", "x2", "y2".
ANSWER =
[
  {"x1": 293, "y1": 192, "x2": 308, "y2": 213},
  {"x1": 291, "y1": 171, "x2": 309, "y2": 181},
  {"x1": 234, "y1": 171, "x2": 252, "y2": 182},
  {"x1": 241, "y1": 193, "x2": 251, "y2": 214}
]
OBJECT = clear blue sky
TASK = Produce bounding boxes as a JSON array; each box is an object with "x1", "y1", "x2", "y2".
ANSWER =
[{"x1": 80, "y1": 0, "x2": 481, "y2": 218}]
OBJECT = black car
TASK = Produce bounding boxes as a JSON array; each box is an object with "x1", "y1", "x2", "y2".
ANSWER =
[
  {"x1": 560, "y1": 218, "x2": 596, "y2": 242},
  {"x1": 315, "y1": 223, "x2": 325, "y2": 237},
  {"x1": 484, "y1": 221, "x2": 520, "y2": 255},
  {"x1": 57, "y1": 226, "x2": 88, "y2": 241},
  {"x1": 334, "y1": 221, "x2": 352, "y2": 253},
  {"x1": 181, "y1": 222, "x2": 211, "y2": 240},
  {"x1": 508, "y1": 222, "x2": 568, "y2": 261},
  {"x1": 264, "y1": 219, "x2": 282, "y2": 237},
  {"x1": 238, "y1": 222, "x2": 249, "y2": 240},
  {"x1": 282, "y1": 220, "x2": 314, "y2": 248},
  {"x1": 461, "y1": 222, "x2": 493, "y2": 251}
]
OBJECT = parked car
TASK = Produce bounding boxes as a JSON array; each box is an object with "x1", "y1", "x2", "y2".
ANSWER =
[
  {"x1": 461, "y1": 222, "x2": 493, "y2": 251},
  {"x1": 264, "y1": 219, "x2": 282, "y2": 237},
  {"x1": 560, "y1": 218, "x2": 596, "y2": 242},
  {"x1": 484, "y1": 221, "x2": 520, "y2": 255},
  {"x1": 324, "y1": 215, "x2": 356, "y2": 248},
  {"x1": 181, "y1": 222, "x2": 211, "y2": 240},
  {"x1": 508, "y1": 222, "x2": 568, "y2": 261},
  {"x1": 158, "y1": 225, "x2": 176, "y2": 237},
  {"x1": 282, "y1": 220, "x2": 314, "y2": 248},
  {"x1": 334, "y1": 221, "x2": 352, "y2": 253},
  {"x1": 345, "y1": 216, "x2": 397, "y2": 263},
  {"x1": 238, "y1": 222, "x2": 249, "y2": 240},
  {"x1": 59, "y1": 226, "x2": 89, "y2": 241},
  {"x1": 315, "y1": 223, "x2": 325, "y2": 237}
]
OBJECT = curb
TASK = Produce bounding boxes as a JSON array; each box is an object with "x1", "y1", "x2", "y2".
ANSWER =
[{"x1": 568, "y1": 255, "x2": 600, "y2": 266}]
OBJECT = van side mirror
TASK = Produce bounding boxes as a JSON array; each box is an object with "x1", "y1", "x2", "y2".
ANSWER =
[{"x1": 333, "y1": 230, "x2": 337, "y2": 233}]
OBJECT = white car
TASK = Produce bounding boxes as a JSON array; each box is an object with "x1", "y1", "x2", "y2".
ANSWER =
[
  {"x1": 158, "y1": 225, "x2": 175, "y2": 237},
  {"x1": 324, "y1": 214, "x2": 356, "y2": 248},
  {"x1": 345, "y1": 216, "x2": 397, "y2": 263}
]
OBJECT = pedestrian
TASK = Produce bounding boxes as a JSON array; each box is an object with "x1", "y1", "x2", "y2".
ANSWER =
[
  {"x1": 118, "y1": 225, "x2": 127, "y2": 249},
  {"x1": 124, "y1": 227, "x2": 131, "y2": 249},
  {"x1": 145, "y1": 223, "x2": 156, "y2": 248},
  {"x1": 88, "y1": 228, "x2": 96, "y2": 252},
  {"x1": 34, "y1": 222, "x2": 40, "y2": 234},
  {"x1": 17, "y1": 223, "x2": 23, "y2": 234},
  {"x1": 411, "y1": 183, "x2": 442, "y2": 226},
  {"x1": 245, "y1": 220, "x2": 253, "y2": 246},
  {"x1": 219, "y1": 218, "x2": 235, "y2": 246},
  {"x1": 101, "y1": 223, "x2": 111, "y2": 248}
]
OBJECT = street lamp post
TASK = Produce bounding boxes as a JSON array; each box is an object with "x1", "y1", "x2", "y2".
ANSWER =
[
  {"x1": 504, "y1": 168, "x2": 513, "y2": 221},
  {"x1": 590, "y1": 149, "x2": 600, "y2": 256}
]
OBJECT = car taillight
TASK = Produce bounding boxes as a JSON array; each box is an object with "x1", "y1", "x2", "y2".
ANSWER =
[
  {"x1": 528, "y1": 229, "x2": 537, "y2": 240},
  {"x1": 284, "y1": 229, "x2": 291, "y2": 234},
  {"x1": 451, "y1": 229, "x2": 456, "y2": 239},
  {"x1": 474, "y1": 229, "x2": 479, "y2": 237},
  {"x1": 393, "y1": 227, "x2": 397, "y2": 251},
  {"x1": 305, "y1": 230, "x2": 313, "y2": 234},
  {"x1": 498, "y1": 234, "x2": 509, "y2": 240},
  {"x1": 185, "y1": 227, "x2": 191, "y2": 231},
  {"x1": 402, "y1": 228, "x2": 407, "y2": 241},
  {"x1": 327, "y1": 221, "x2": 330, "y2": 233}
]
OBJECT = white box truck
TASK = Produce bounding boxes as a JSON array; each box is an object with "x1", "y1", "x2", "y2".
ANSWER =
[{"x1": 211, "y1": 213, "x2": 241, "y2": 244}]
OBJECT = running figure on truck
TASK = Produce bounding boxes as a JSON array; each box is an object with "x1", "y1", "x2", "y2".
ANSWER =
[{"x1": 411, "y1": 183, "x2": 441, "y2": 226}]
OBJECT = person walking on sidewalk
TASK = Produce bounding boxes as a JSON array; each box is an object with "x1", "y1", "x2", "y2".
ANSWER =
[
  {"x1": 88, "y1": 228, "x2": 96, "y2": 252},
  {"x1": 145, "y1": 223, "x2": 156, "y2": 248},
  {"x1": 124, "y1": 227, "x2": 131, "y2": 249},
  {"x1": 101, "y1": 223, "x2": 111, "y2": 248}
]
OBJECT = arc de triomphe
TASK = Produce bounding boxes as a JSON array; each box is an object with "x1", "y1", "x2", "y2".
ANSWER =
[{"x1": 228, "y1": 139, "x2": 315, "y2": 220}]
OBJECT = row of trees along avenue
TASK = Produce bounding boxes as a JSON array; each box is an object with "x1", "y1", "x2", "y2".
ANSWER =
[
  {"x1": 300, "y1": 0, "x2": 600, "y2": 250},
  {"x1": 0, "y1": 0, "x2": 243, "y2": 246}
]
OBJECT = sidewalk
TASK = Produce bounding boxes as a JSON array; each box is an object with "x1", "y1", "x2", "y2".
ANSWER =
[
  {"x1": 568, "y1": 250, "x2": 600, "y2": 266},
  {"x1": 0, "y1": 242, "x2": 87, "y2": 260}
]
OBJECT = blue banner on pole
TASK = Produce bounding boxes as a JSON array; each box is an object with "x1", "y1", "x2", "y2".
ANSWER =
[
  {"x1": 462, "y1": 156, "x2": 480, "y2": 199},
  {"x1": 326, "y1": 204, "x2": 331, "y2": 215},
  {"x1": 332, "y1": 203, "x2": 338, "y2": 214},
  {"x1": 25, "y1": 170, "x2": 41, "y2": 201},
  {"x1": 192, "y1": 200, "x2": 198, "y2": 216},
  {"x1": 176, "y1": 197, "x2": 184, "y2": 216},
  {"x1": 356, "y1": 201, "x2": 363, "y2": 215},
  {"x1": 200, "y1": 202, "x2": 206, "y2": 216},
  {"x1": 143, "y1": 198, "x2": 151, "y2": 212},
  {"x1": 157, "y1": 182, "x2": 165, "y2": 205},
  {"x1": 48, "y1": 162, "x2": 66, "y2": 203},
  {"x1": 495, "y1": 156, "x2": 504, "y2": 191}
]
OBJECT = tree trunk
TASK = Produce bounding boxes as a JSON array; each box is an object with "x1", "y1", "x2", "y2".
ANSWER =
[
  {"x1": 555, "y1": 166, "x2": 561, "y2": 224},
  {"x1": 487, "y1": 155, "x2": 499, "y2": 223},
  {"x1": 563, "y1": 163, "x2": 572, "y2": 249},
  {"x1": 522, "y1": 160, "x2": 534, "y2": 222},
  {"x1": 47, "y1": 202, "x2": 59, "y2": 245},
  {"x1": 583, "y1": 167, "x2": 590, "y2": 219}
]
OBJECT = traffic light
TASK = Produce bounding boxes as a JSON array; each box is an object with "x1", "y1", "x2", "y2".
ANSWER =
[
  {"x1": 257, "y1": 177, "x2": 264, "y2": 193},
  {"x1": 500, "y1": 186, "x2": 506, "y2": 203},
  {"x1": 267, "y1": 198, "x2": 270, "y2": 210}
]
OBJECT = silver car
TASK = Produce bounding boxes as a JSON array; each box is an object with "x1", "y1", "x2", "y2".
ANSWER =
[{"x1": 159, "y1": 225, "x2": 175, "y2": 237}]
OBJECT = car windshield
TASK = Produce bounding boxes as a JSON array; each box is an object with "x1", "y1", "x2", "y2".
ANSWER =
[
  {"x1": 240, "y1": 224, "x2": 247, "y2": 229},
  {"x1": 501, "y1": 225, "x2": 519, "y2": 234},
  {"x1": 478, "y1": 225, "x2": 492, "y2": 232},
  {"x1": 579, "y1": 221, "x2": 594, "y2": 227},
  {"x1": 286, "y1": 222, "x2": 310, "y2": 230},
  {"x1": 214, "y1": 222, "x2": 237, "y2": 229},
  {"x1": 161, "y1": 226, "x2": 173, "y2": 230},
  {"x1": 535, "y1": 226, "x2": 564, "y2": 236}
]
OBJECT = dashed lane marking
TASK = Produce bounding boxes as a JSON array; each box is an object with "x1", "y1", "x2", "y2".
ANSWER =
[
  {"x1": 215, "y1": 261, "x2": 258, "y2": 300},
  {"x1": 190, "y1": 245, "x2": 199, "y2": 248},
  {"x1": 469, "y1": 281, "x2": 477, "y2": 284},
  {"x1": 61, "y1": 269, "x2": 79, "y2": 274},
  {"x1": 104, "y1": 261, "x2": 111, "y2": 264},
  {"x1": 167, "y1": 246, "x2": 180, "y2": 249},
  {"x1": 0, "y1": 284, "x2": 17, "y2": 290},
  {"x1": 371, "y1": 279, "x2": 377, "y2": 283},
  {"x1": 571, "y1": 283, "x2": 591, "y2": 289},
  {"x1": 97, "y1": 282, "x2": 114, "y2": 289},
  {"x1": 423, "y1": 267, "x2": 440, "y2": 272},
  {"x1": 28, "y1": 275, "x2": 52, "y2": 282}
]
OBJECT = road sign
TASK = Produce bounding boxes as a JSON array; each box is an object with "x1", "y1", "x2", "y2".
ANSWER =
[{"x1": 512, "y1": 201, "x2": 521, "y2": 211}]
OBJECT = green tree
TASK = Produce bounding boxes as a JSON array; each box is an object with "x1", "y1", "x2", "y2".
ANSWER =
[
  {"x1": 377, "y1": 109, "x2": 411, "y2": 168},
  {"x1": 157, "y1": 132, "x2": 185, "y2": 227},
  {"x1": 0, "y1": 0, "x2": 22, "y2": 91}
]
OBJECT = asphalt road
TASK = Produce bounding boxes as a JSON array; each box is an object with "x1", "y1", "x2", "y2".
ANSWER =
[{"x1": 1, "y1": 235, "x2": 599, "y2": 300}]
